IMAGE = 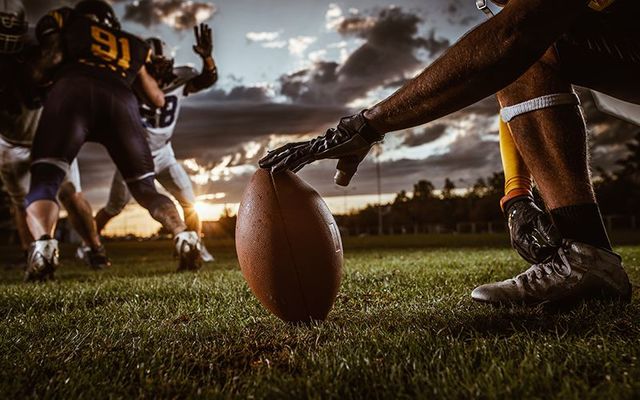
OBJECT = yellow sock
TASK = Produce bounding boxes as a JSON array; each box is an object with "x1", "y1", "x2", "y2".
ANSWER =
[{"x1": 499, "y1": 117, "x2": 533, "y2": 210}]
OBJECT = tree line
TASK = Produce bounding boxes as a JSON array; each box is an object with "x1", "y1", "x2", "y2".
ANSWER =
[{"x1": 334, "y1": 131, "x2": 640, "y2": 234}]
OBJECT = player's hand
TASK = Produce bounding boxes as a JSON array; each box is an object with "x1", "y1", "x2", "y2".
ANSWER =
[
  {"x1": 259, "y1": 111, "x2": 384, "y2": 186},
  {"x1": 505, "y1": 196, "x2": 562, "y2": 264},
  {"x1": 193, "y1": 23, "x2": 213, "y2": 59}
]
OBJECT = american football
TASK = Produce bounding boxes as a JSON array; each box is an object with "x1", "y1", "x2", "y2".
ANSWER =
[
  {"x1": 1, "y1": 0, "x2": 640, "y2": 398},
  {"x1": 236, "y1": 169, "x2": 342, "y2": 322}
]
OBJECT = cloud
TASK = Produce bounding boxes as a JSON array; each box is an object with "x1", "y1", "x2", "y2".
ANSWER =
[
  {"x1": 279, "y1": 6, "x2": 450, "y2": 106},
  {"x1": 245, "y1": 31, "x2": 281, "y2": 42},
  {"x1": 401, "y1": 125, "x2": 449, "y2": 147},
  {"x1": 288, "y1": 36, "x2": 317, "y2": 56},
  {"x1": 24, "y1": 0, "x2": 216, "y2": 30},
  {"x1": 117, "y1": 0, "x2": 216, "y2": 31},
  {"x1": 245, "y1": 32, "x2": 317, "y2": 56},
  {"x1": 245, "y1": 31, "x2": 287, "y2": 49}
]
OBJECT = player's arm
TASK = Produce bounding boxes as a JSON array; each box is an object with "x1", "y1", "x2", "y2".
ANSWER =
[
  {"x1": 134, "y1": 65, "x2": 166, "y2": 108},
  {"x1": 364, "y1": 0, "x2": 589, "y2": 132},
  {"x1": 184, "y1": 23, "x2": 218, "y2": 96},
  {"x1": 260, "y1": 0, "x2": 591, "y2": 184}
]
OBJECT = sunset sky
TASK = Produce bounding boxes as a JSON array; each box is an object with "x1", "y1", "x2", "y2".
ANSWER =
[{"x1": 22, "y1": 0, "x2": 637, "y2": 236}]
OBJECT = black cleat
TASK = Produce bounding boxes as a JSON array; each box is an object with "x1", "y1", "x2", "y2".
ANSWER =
[{"x1": 472, "y1": 241, "x2": 632, "y2": 307}]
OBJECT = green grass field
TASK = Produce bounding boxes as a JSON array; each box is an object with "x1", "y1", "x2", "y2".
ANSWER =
[{"x1": 1, "y1": 234, "x2": 639, "y2": 399}]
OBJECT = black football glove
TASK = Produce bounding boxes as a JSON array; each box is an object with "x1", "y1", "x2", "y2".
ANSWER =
[
  {"x1": 193, "y1": 23, "x2": 213, "y2": 59},
  {"x1": 259, "y1": 111, "x2": 384, "y2": 186},
  {"x1": 505, "y1": 196, "x2": 562, "y2": 264}
]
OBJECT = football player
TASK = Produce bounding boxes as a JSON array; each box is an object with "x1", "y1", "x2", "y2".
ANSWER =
[
  {"x1": 0, "y1": 0, "x2": 109, "y2": 269},
  {"x1": 261, "y1": 0, "x2": 638, "y2": 306},
  {"x1": 94, "y1": 25, "x2": 218, "y2": 262},
  {"x1": 23, "y1": 0, "x2": 203, "y2": 281}
]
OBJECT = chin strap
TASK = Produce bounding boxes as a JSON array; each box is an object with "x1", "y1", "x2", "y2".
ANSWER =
[{"x1": 476, "y1": 0, "x2": 495, "y2": 17}]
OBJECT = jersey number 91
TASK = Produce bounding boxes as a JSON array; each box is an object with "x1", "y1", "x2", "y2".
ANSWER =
[{"x1": 91, "y1": 26, "x2": 131, "y2": 69}]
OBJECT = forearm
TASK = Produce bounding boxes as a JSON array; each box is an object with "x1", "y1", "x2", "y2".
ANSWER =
[
  {"x1": 185, "y1": 56, "x2": 218, "y2": 95},
  {"x1": 136, "y1": 66, "x2": 165, "y2": 108},
  {"x1": 365, "y1": 0, "x2": 587, "y2": 134}
]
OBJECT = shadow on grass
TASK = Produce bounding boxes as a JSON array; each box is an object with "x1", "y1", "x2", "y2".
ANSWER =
[{"x1": 335, "y1": 298, "x2": 640, "y2": 341}]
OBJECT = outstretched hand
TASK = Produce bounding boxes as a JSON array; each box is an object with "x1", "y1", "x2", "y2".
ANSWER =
[
  {"x1": 259, "y1": 112, "x2": 384, "y2": 186},
  {"x1": 192, "y1": 23, "x2": 213, "y2": 59}
]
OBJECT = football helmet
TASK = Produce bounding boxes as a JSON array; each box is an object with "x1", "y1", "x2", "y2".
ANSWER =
[
  {"x1": 146, "y1": 36, "x2": 176, "y2": 87},
  {"x1": 75, "y1": 0, "x2": 120, "y2": 30},
  {"x1": 147, "y1": 37, "x2": 172, "y2": 60},
  {"x1": 0, "y1": 0, "x2": 27, "y2": 54}
]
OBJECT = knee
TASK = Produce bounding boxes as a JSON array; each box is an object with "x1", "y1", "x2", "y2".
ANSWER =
[
  {"x1": 57, "y1": 181, "x2": 77, "y2": 204},
  {"x1": 103, "y1": 200, "x2": 127, "y2": 217},
  {"x1": 127, "y1": 176, "x2": 172, "y2": 211},
  {"x1": 498, "y1": 48, "x2": 564, "y2": 105},
  {"x1": 25, "y1": 162, "x2": 67, "y2": 207},
  {"x1": 104, "y1": 192, "x2": 129, "y2": 216}
]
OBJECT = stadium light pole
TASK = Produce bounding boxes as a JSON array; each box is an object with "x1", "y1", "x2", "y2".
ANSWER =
[{"x1": 373, "y1": 144, "x2": 383, "y2": 236}]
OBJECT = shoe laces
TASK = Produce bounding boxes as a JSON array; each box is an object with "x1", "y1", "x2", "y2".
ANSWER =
[{"x1": 514, "y1": 245, "x2": 571, "y2": 284}]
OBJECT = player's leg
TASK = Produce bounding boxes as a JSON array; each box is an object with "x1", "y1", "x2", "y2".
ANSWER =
[
  {"x1": 103, "y1": 89, "x2": 202, "y2": 270},
  {"x1": 499, "y1": 118, "x2": 532, "y2": 203},
  {"x1": 153, "y1": 146, "x2": 200, "y2": 233},
  {"x1": 0, "y1": 141, "x2": 33, "y2": 251},
  {"x1": 498, "y1": 114, "x2": 561, "y2": 264},
  {"x1": 95, "y1": 170, "x2": 132, "y2": 235},
  {"x1": 156, "y1": 156, "x2": 214, "y2": 262},
  {"x1": 24, "y1": 77, "x2": 89, "y2": 281},
  {"x1": 471, "y1": 47, "x2": 631, "y2": 306},
  {"x1": 58, "y1": 160, "x2": 100, "y2": 248},
  {"x1": 498, "y1": 48, "x2": 609, "y2": 246},
  {"x1": 57, "y1": 160, "x2": 110, "y2": 269}
]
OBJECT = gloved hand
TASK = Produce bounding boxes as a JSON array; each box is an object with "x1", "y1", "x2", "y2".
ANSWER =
[
  {"x1": 193, "y1": 23, "x2": 213, "y2": 59},
  {"x1": 505, "y1": 195, "x2": 562, "y2": 264},
  {"x1": 259, "y1": 111, "x2": 384, "y2": 186}
]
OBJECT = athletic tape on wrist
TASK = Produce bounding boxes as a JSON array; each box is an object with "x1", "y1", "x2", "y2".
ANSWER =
[{"x1": 500, "y1": 93, "x2": 580, "y2": 122}]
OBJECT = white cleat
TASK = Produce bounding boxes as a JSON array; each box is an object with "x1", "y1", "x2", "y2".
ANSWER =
[
  {"x1": 174, "y1": 231, "x2": 203, "y2": 271},
  {"x1": 201, "y1": 244, "x2": 215, "y2": 263},
  {"x1": 25, "y1": 237, "x2": 60, "y2": 282},
  {"x1": 76, "y1": 245, "x2": 90, "y2": 263}
]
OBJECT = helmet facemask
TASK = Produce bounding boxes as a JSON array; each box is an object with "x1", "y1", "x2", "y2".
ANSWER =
[{"x1": 0, "y1": 11, "x2": 28, "y2": 54}]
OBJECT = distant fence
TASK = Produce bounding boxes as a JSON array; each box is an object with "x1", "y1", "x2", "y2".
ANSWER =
[
  {"x1": 338, "y1": 215, "x2": 639, "y2": 237},
  {"x1": 0, "y1": 215, "x2": 638, "y2": 244}
]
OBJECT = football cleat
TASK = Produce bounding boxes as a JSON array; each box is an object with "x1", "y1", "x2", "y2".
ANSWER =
[
  {"x1": 471, "y1": 240, "x2": 632, "y2": 306},
  {"x1": 25, "y1": 236, "x2": 60, "y2": 282},
  {"x1": 76, "y1": 245, "x2": 111, "y2": 269},
  {"x1": 174, "y1": 231, "x2": 203, "y2": 271},
  {"x1": 201, "y1": 244, "x2": 215, "y2": 263},
  {"x1": 75, "y1": 245, "x2": 88, "y2": 262}
]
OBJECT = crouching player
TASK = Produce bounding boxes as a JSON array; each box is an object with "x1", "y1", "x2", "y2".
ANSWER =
[
  {"x1": 24, "y1": 0, "x2": 203, "y2": 281},
  {"x1": 0, "y1": 0, "x2": 109, "y2": 269},
  {"x1": 95, "y1": 25, "x2": 218, "y2": 262}
]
